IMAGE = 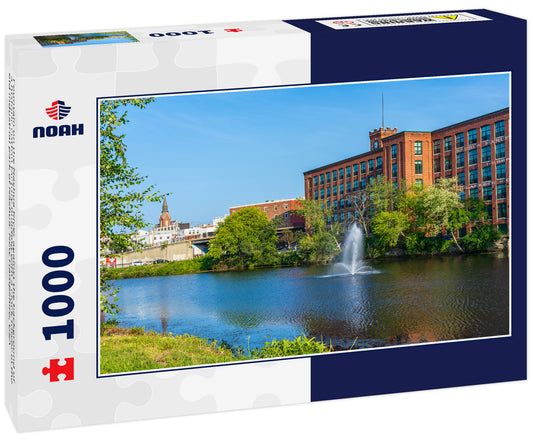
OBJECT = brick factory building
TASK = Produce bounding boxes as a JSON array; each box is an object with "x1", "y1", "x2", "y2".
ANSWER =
[
  {"x1": 229, "y1": 199, "x2": 305, "y2": 228},
  {"x1": 303, "y1": 108, "x2": 510, "y2": 234}
]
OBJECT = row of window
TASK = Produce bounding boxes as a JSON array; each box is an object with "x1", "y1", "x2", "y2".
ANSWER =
[
  {"x1": 312, "y1": 174, "x2": 386, "y2": 199},
  {"x1": 312, "y1": 157, "x2": 383, "y2": 186},
  {"x1": 433, "y1": 120, "x2": 506, "y2": 154},
  {"x1": 390, "y1": 141, "x2": 423, "y2": 160},
  {"x1": 325, "y1": 196, "x2": 507, "y2": 222},
  {"x1": 434, "y1": 142, "x2": 506, "y2": 173}
]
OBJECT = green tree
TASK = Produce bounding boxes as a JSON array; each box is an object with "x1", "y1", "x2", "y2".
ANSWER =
[
  {"x1": 295, "y1": 198, "x2": 341, "y2": 263},
  {"x1": 208, "y1": 207, "x2": 278, "y2": 268},
  {"x1": 418, "y1": 178, "x2": 465, "y2": 251},
  {"x1": 371, "y1": 210, "x2": 410, "y2": 249},
  {"x1": 100, "y1": 98, "x2": 166, "y2": 318}
]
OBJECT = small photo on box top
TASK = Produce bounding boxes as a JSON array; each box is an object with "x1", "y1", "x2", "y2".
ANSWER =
[
  {"x1": 99, "y1": 72, "x2": 510, "y2": 376},
  {"x1": 34, "y1": 31, "x2": 138, "y2": 47}
]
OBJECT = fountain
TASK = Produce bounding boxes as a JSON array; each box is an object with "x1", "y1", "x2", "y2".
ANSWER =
[{"x1": 330, "y1": 224, "x2": 377, "y2": 276}]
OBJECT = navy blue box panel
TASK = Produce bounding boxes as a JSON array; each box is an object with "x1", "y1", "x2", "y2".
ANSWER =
[
  {"x1": 286, "y1": 10, "x2": 526, "y2": 84},
  {"x1": 286, "y1": 9, "x2": 527, "y2": 402}
]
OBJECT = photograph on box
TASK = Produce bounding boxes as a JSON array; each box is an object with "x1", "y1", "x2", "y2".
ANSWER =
[
  {"x1": 98, "y1": 73, "x2": 510, "y2": 375},
  {"x1": 34, "y1": 31, "x2": 138, "y2": 47}
]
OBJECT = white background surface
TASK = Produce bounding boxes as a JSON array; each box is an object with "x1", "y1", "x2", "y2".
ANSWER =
[{"x1": 2, "y1": 1, "x2": 531, "y2": 443}]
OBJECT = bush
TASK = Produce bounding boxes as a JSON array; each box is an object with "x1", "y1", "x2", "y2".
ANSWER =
[
  {"x1": 247, "y1": 335, "x2": 331, "y2": 359},
  {"x1": 461, "y1": 224, "x2": 500, "y2": 251}
]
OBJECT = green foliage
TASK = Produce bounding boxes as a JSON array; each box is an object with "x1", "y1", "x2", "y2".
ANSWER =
[
  {"x1": 99, "y1": 98, "x2": 166, "y2": 315},
  {"x1": 371, "y1": 210, "x2": 410, "y2": 249},
  {"x1": 461, "y1": 224, "x2": 500, "y2": 251},
  {"x1": 247, "y1": 335, "x2": 331, "y2": 359},
  {"x1": 295, "y1": 198, "x2": 341, "y2": 263},
  {"x1": 208, "y1": 207, "x2": 278, "y2": 268}
]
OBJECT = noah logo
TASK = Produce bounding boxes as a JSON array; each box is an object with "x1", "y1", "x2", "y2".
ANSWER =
[
  {"x1": 33, "y1": 100, "x2": 84, "y2": 139},
  {"x1": 45, "y1": 100, "x2": 71, "y2": 120}
]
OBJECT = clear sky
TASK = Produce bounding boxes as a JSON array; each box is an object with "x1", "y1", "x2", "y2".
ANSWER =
[{"x1": 116, "y1": 73, "x2": 509, "y2": 227}]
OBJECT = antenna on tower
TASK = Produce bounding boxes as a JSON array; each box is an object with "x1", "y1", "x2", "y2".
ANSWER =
[{"x1": 382, "y1": 92, "x2": 385, "y2": 129}]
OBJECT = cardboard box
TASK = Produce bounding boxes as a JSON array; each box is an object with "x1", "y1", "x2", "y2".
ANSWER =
[{"x1": 5, "y1": 9, "x2": 526, "y2": 431}]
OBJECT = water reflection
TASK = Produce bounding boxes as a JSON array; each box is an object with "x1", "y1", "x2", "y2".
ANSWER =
[{"x1": 114, "y1": 254, "x2": 509, "y2": 350}]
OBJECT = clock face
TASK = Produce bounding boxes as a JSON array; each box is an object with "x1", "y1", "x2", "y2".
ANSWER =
[{"x1": 373, "y1": 140, "x2": 379, "y2": 149}]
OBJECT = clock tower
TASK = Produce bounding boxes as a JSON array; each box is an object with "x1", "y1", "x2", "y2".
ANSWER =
[{"x1": 369, "y1": 126, "x2": 397, "y2": 151}]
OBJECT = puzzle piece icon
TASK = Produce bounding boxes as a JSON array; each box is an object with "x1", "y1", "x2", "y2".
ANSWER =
[{"x1": 42, "y1": 358, "x2": 74, "y2": 382}]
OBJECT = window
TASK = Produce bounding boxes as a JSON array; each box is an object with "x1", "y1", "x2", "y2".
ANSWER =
[
  {"x1": 482, "y1": 166, "x2": 492, "y2": 182},
  {"x1": 415, "y1": 178, "x2": 423, "y2": 186},
  {"x1": 353, "y1": 164, "x2": 359, "y2": 176},
  {"x1": 369, "y1": 159, "x2": 374, "y2": 172},
  {"x1": 498, "y1": 223, "x2": 508, "y2": 234},
  {"x1": 354, "y1": 179, "x2": 359, "y2": 190},
  {"x1": 469, "y1": 149, "x2": 478, "y2": 165},
  {"x1": 340, "y1": 198, "x2": 345, "y2": 209},
  {"x1": 274, "y1": 205, "x2": 278, "y2": 211},
  {"x1": 470, "y1": 188, "x2": 479, "y2": 199},
  {"x1": 314, "y1": 190, "x2": 318, "y2": 200},
  {"x1": 391, "y1": 144, "x2": 397, "y2": 159},
  {"x1": 496, "y1": 142, "x2": 505, "y2": 159},
  {"x1": 326, "y1": 200, "x2": 331, "y2": 209},
  {"x1": 434, "y1": 159, "x2": 441, "y2": 173},
  {"x1": 376, "y1": 156, "x2": 383, "y2": 170},
  {"x1": 482, "y1": 145, "x2": 491, "y2": 162},
  {"x1": 456, "y1": 152, "x2": 464, "y2": 168},
  {"x1": 433, "y1": 140, "x2": 441, "y2": 154},
  {"x1": 333, "y1": 200, "x2": 338, "y2": 210},
  {"x1": 497, "y1": 183, "x2": 507, "y2": 199},
  {"x1": 481, "y1": 124, "x2": 491, "y2": 142},
  {"x1": 470, "y1": 169, "x2": 478, "y2": 184},
  {"x1": 340, "y1": 212, "x2": 345, "y2": 222},
  {"x1": 468, "y1": 129, "x2": 477, "y2": 145},
  {"x1": 332, "y1": 170, "x2": 337, "y2": 182},
  {"x1": 326, "y1": 187, "x2": 331, "y2": 198},
  {"x1": 346, "y1": 165, "x2": 351, "y2": 178},
  {"x1": 346, "y1": 181, "x2": 351, "y2": 193},
  {"x1": 320, "y1": 174, "x2": 324, "y2": 185},
  {"x1": 320, "y1": 188, "x2": 324, "y2": 199},
  {"x1": 340, "y1": 183, "x2": 344, "y2": 195},
  {"x1": 284, "y1": 204, "x2": 288, "y2": 210},
  {"x1": 497, "y1": 202, "x2": 507, "y2": 218},
  {"x1": 486, "y1": 204, "x2": 493, "y2": 219},
  {"x1": 361, "y1": 161, "x2": 366, "y2": 174},
  {"x1": 346, "y1": 197, "x2": 351, "y2": 208},
  {"x1": 361, "y1": 177, "x2": 366, "y2": 190},
  {"x1": 495, "y1": 120, "x2": 505, "y2": 138},
  {"x1": 415, "y1": 160, "x2": 423, "y2": 174},
  {"x1": 496, "y1": 163, "x2": 506, "y2": 180},
  {"x1": 333, "y1": 213, "x2": 338, "y2": 222},
  {"x1": 445, "y1": 156, "x2": 452, "y2": 171},
  {"x1": 458, "y1": 171, "x2": 465, "y2": 186},
  {"x1": 444, "y1": 136, "x2": 452, "y2": 152},
  {"x1": 483, "y1": 186, "x2": 492, "y2": 201},
  {"x1": 333, "y1": 185, "x2": 337, "y2": 196},
  {"x1": 459, "y1": 191, "x2": 465, "y2": 201},
  {"x1": 326, "y1": 172, "x2": 331, "y2": 183},
  {"x1": 414, "y1": 141, "x2": 423, "y2": 155},
  {"x1": 313, "y1": 175, "x2": 318, "y2": 186},
  {"x1": 339, "y1": 168, "x2": 344, "y2": 180},
  {"x1": 456, "y1": 132, "x2": 464, "y2": 148},
  {"x1": 392, "y1": 163, "x2": 397, "y2": 178}
]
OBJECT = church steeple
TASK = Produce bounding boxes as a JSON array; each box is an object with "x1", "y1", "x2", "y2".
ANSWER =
[{"x1": 159, "y1": 197, "x2": 171, "y2": 227}]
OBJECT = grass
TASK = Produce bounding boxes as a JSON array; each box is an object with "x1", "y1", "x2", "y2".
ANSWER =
[
  {"x1": 100, "y1": 326, "x2": 238, "y2": 374},
  {"x1": 103, "y1": 256, "x2": 211, "y2": 280},
  {"x1": 99, "y1": 325, "x2": 334, "y2": 374}
]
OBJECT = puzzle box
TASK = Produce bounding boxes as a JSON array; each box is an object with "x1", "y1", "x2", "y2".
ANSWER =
[{"x1": 5, "y1": 9, "x2": 526, "y2": 431}]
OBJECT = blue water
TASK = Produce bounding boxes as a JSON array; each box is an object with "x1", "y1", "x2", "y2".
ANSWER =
[{"x1": 112, "y1": 253, "x2": 509, "y2": 350}]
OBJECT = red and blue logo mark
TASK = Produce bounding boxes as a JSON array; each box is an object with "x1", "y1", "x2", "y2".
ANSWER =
[
  {"x1": 33, "y1": 100, "x2": 83, "y2": 139},
  {"x1": 45, "y1": 100, "x2": 71, "y2": 120}
]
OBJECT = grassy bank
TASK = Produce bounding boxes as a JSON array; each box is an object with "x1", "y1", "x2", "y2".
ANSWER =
[
  {"x1": 100, "y1": 326, "x2": 239, "y2": 373},
  {"x1": 103, "y1": 256, "x2": 212, "y2": 280},
  {"x1": 100, "y1": 325, "x2": 331, "y2": 374}
]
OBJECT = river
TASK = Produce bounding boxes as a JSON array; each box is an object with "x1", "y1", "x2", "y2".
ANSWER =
[{"x1": 112, "y1": 253, "x2": 509, "y2": 351}]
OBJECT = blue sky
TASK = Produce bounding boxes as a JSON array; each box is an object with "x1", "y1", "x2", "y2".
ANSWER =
[{"x1": 116, "y1": 73, "x2": 509, "y2": 227}]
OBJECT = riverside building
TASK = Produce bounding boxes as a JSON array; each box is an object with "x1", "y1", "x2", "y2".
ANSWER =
[{"x1": 303, "y1": 108, "x2": 510, "y2": 234}]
